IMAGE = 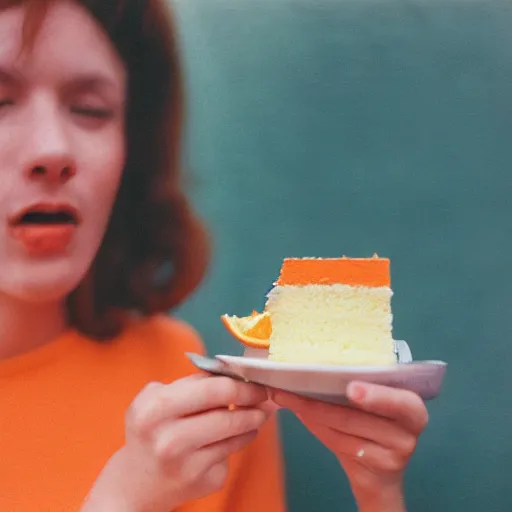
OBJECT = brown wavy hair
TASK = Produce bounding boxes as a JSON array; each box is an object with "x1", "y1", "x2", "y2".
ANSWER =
[{"x1": 7, "y1": 0, "x2": 210, "y2": 339}]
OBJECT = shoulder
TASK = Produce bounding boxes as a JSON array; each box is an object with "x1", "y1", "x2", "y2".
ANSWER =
[
  {"x1": 113, "y1": 313, "x2": 207, "y2": 382},
  {"x1": 132, "y1": 314, "x2": 206, "y2": 355}
]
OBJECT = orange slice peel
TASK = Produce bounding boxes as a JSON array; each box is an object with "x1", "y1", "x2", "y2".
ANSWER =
[{"x1": 221, "y1": 310, "x2": 271, "y2": 348}]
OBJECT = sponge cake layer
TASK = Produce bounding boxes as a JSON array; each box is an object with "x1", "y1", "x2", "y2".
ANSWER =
[{"x1": 266, "y1": 283, "x2": 395, "y2": 365}]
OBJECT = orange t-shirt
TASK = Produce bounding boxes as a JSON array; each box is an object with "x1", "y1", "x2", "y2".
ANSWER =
[{"x1": 0, "y1": 314, "x2": 286, "y2": 511}]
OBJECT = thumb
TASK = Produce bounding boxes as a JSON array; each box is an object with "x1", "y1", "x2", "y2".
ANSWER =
[{"x1": 259, "y1": 389, "x2": 283, "y2": 415}]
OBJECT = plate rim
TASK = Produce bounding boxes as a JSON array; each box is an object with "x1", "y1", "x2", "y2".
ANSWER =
[
  {"x1": 186, "y1": 352, "x2": 447, "y2": 401},
  {"x1": 216, "y1": 354, "x2": 447, "y2": 374}
]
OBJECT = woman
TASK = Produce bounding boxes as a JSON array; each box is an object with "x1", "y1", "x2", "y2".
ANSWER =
[{"x1": 0, "y1": 1, "x2": 428, "y2": 511}]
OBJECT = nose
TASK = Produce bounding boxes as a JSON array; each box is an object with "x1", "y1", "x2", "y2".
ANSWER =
[
  {"x1": 29, "y1": 160, "x2": 76, "y2": 183},
  {"x1": 23, "y1": 98, "x2": 77, "y2": 185}
]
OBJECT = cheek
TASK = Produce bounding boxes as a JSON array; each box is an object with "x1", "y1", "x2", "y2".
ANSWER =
[
  {"x1": 76, "y1": 129, "x2": 125, "y2": 252},
  {"x1": 85, "y1": 131, "x2": 125, "y2": 207}
]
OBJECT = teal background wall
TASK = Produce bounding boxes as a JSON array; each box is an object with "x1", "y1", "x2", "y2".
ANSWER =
[{"x1": 172, "y1": 1, "x2": 512, "y2": 510}]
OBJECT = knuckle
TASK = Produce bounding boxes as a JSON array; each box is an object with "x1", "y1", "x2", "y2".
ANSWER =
[
  {"x1": 244, "y1": 409, "x2": 266, "y2": 431},
  {"x1": 204, "y1": 377, "x2": 237, "y2": 406},
  {"x1": 181, "y1": 458, "x2": 205, "y2": 486},
  {"x1": 418, "y1": 407, "x2": 430, "y2": 431},
  {"x1": 153, "y1": 432, "x2": 176, "y2": 463},
  {"x1": 125, "y1": 382, "x2": 163, "y2": 437},
  {"x1": 404, "y1": 393, "x2": 429, "y2": 432},
  {"x1": 220, "y1": 409, "x2": 239, "y2": 434},
  {"x1": 406, "y1": 389, "x2": 424, "y2": 408},
  {"x1": 218, "y1": 377, "x2": 240, "y2": 404},
  {"x1": 381, "y1": 452, "x2": 407, "y2": 473},
  {"x1": 144, "y1": 381, "x2": 163, "y2": 393},
  {"x1": 398, "y1": 434, "x2": 417, "y2": 456},
  {"x1": 153, "y1": 434, "x2": 189, "y2": 479},
  {"x1": 225, "y1": 410, "x2": 264, "y2": 436},
  {"x1": 125, "y1": 403, "x2": 149, "y2": 437},
  {"x1": 205, "y1": 462, "x2": 229, "y2": 493}
]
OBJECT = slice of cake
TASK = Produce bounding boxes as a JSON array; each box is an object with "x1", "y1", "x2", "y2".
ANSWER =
[{"x1": 264, "y1": 256, "x2": 396, "y2": 365}]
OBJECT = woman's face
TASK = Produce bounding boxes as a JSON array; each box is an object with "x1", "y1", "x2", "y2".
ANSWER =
[{"x1": 0, "y1": 0, "x2": 126, "y2": 303}]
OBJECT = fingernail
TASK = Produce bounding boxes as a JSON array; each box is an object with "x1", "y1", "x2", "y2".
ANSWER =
[
  {"x1": 268, "y1": 388, "x2": 286, "y2": 404},
  {"x1": 272, "y1": 392, "x2": 290, "y2": 408},
  {"x1": 347, "y1": 382, "x2": 366, "y2": 402},
  {"x1": 270, "y1": 390, "x2": 282, "y2": 403},
  {"x1": 260, "y1": 400, "x2": 282, "y2": 415}
]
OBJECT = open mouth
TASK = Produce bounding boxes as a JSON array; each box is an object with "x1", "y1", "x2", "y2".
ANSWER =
[
  {"x1": 7, "y1": 203, "x2": 81, "y2": 256},
  {"x1": 18, "y1": 211, "x2": 77, "y2": 225},
  {"x1": 10, "y1": 204, "x2": 80, "y2": 226}
]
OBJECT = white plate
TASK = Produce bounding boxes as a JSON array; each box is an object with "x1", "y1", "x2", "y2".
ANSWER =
[{"x1": 186, "y1": 340, "x2": 447, "y2": 404}]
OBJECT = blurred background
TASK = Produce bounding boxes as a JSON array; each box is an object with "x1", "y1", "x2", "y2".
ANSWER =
[{"x1": 172, "y1": 0, "x2": 512, "y2": 510}]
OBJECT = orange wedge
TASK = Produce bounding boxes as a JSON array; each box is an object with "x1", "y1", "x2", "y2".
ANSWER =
[{"x1": 221, "y1": 310, "x2": 271, "y2": 348}]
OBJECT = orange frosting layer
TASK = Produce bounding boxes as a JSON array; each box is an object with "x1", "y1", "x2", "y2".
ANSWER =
[{"x1": 276, "y1": 257, "x2": 390, "y2": 287}]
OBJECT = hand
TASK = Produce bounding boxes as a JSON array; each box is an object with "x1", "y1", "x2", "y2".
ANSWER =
[
  {"x1": 82, "y1": 374, "x2": 269, "y2": 512},
  {"x1": 270, "y1": 382, "x2": 429, "y2": 512}
]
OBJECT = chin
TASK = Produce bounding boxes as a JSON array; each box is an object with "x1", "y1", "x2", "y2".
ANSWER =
[{"x1": 1, "y1": 261, "x2": 89, "y2": 304}]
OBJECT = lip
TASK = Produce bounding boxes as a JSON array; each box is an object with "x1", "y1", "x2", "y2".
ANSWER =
[
  {"x1": 7, "y1": 202, "x2": 82, "y2": 226},
  {"x1": 6, "y1": 202, "x2": 82, "y2": 257}
]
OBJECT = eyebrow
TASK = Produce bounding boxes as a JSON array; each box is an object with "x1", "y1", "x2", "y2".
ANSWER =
[
  {"x1": 0, "y1": 66, "x2": 123, "y2": 98},
  {"x1": 64, "y1": 73, "x2": 123, "y2": 96}
]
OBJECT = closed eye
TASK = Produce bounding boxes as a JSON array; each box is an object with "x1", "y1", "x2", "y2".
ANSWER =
[
  {"x1": 70, "y1": 105, "x2": 114, "y2": 119},
  {"x1": 0, "y1": 99, "x2": 14, "y2": 108}
]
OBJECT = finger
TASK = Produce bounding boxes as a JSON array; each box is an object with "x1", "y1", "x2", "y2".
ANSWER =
[
  {"x1": 300, "y1": 418, "x2": 408, "y2": 474},
  {"x1": 174, "y1": 376, "x2": 268, "y2": 415},
  {"x1": 200, "y1": 429, "x2": 259, "y2": 466},
  {"x1": 197, "y1": 461, "x2": 230, "y2": 497},
  {"x1": 271, "y1": 390, "x2": 339, "y2": 416},
  {"x1": 258, "y1": 399, "x2": 282, "y2": 415},
  {"x1": 153, "y1": 408, "x2": 268, "y2": 456},
  {"x1": 181, "y1": 430, "x2": 259, "y2": 486},
  {"x1": 271, "y1": 389, "x2": 415, "y2": 452},
  {"x1": 299, "y1": 408, "x2": 414, "y2": 453},
  {"x1": 128, "y1": 376, "x2": 268, "y2": 435},
  {"x1": 346, "y1": 381, "x2": 429, "y2": 434}
]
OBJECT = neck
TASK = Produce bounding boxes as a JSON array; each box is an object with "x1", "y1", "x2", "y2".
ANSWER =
[{"x1": 0, "y1": 293, "x2": 67, "y2": 360}]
